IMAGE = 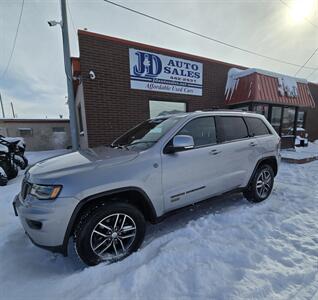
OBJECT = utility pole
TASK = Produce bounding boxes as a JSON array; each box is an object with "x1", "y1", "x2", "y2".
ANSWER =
[
  {"x1": 49, "y1": 0, "x2": 79, "y2": 150},
  {"x1": 0, "y1": 92, "x2": 5, "y2": 118},
  {"x1": 10, "y1": 102, "x2": 16, "y2": 118},
  {"x1": 60, "y1": 0, "x2": 78, "y2": 150}
]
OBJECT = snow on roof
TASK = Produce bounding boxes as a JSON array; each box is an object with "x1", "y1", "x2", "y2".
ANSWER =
[{"x1": 225, "y1": 68, "x2": 308, "y2": 101}]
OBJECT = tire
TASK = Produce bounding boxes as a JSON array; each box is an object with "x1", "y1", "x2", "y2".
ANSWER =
[
  {"x1": 13, "y1": 155, "x2": 28, "y2": 170},
  {"x1": 74, "y1": 202, "x2": 146, "y2": 266},
  {"x1": 0, "y1": 174, "x2": 8, "y2": 186},
  {"x1": 244, "y1": 164, "x2": 274, "y2": 203},
  {"x1": 3, "y1": 163, "x2": 18, "y2": 180}
]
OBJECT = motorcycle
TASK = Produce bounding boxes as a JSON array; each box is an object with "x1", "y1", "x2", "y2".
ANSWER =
[
  {"x1": 0, "y1": 141, "x2": 18, "y2": 186},
  {"x1": 0, "y1": 136, "x2": 28, "y2": 170}
]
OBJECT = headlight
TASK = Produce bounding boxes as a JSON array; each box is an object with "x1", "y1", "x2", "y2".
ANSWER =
[{"x1": 30, "y1": 184, "x2": 62, "y2": 200}]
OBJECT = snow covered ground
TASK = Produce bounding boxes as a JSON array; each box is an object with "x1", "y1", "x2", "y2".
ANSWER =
[
  {"x1": 1, "y1": 150, "x2": 318, "y2": 299},
  {"x1": 281, "y1": 141, "x2": 318, "y2": 160}
]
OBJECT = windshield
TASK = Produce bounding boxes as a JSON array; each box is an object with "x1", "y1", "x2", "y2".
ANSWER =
[{"x1": 112, "y1": 116, "x2": 182, "y2": 151}]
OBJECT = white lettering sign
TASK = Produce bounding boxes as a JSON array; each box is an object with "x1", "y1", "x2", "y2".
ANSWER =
[{"x1": 129, "y1": 48, "x2": 203, "y2": 96}]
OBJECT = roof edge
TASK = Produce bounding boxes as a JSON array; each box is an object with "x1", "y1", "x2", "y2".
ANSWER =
[{"x1": 77, "y1": 29, "x2": 246, "y2": 69}]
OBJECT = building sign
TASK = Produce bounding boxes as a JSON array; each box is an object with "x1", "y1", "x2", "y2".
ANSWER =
[{"x1": 129, "y1": 49, "x2": 203, "y2": 96}]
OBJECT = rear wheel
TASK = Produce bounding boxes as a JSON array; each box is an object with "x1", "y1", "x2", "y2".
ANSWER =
[
  {"x1": 3, "y1": 162, "x2": 18, "y2": 180},
  {"x1": 244, "y1": 164, "x2": 274, "y2": 203},
  {"x1": 74, "y1": 202, "x2": 146, "y2": 266}
]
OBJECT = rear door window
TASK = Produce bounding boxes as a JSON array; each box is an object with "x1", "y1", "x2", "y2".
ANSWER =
[
  {"x1": 216, "y1": 116, "x2": 249, "y2": 142},
  {"x1": 245, "y1": 117, "x2": 270, "y2": 136}
]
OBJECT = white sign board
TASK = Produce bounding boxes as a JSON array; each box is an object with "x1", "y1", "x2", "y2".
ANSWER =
[{"x1": 129, "y1": 48, "x2": 203, "y2": 96}]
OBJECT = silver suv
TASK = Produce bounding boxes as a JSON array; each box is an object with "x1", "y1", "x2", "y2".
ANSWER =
[{"x1": 13, "y1": 111, "x2": 280, "y2": 266}]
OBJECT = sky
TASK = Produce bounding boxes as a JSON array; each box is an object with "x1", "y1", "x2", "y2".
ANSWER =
[{"x1": 0, "y1": 0, "x2": 317, "y2": 119}]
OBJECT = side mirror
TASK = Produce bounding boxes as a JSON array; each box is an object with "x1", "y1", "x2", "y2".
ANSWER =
[{"x1": 165, "y1": 135, "x2": 194, "y2": 153}]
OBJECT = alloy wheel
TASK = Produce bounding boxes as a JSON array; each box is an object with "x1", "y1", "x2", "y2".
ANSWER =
[
  {"x1": 90, "y1": 213, "x2": 137, "y2": 260},
  {"x1": 256, "y1": 169, "x2": 272, "y2": 199}
]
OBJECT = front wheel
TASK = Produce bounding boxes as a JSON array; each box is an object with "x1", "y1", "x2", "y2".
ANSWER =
[
  {"x1": 74, "y1": 202, "x2": 146, "y2": 266},
  {"x1": 3, "y1": 162, "x2": 18, "y2": 180},
  {"x1": 244, "y1": 164, "x2": 274, "y2": 203}
]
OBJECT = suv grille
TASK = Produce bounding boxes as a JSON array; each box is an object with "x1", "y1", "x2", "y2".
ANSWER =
[{"x1": 21, "y1": 180, "x2": 32, "y2": 200}]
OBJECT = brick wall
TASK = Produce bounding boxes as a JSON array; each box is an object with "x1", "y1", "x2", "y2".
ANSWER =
[
  {"x1": 78, "y1": 31, "x2": 240, "y2": 147},
  {"x1": 78, "y1": 30, "x2": 318, "y2": 147}
]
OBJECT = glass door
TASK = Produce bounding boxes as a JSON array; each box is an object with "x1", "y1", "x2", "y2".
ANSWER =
[
  {"x1": 270, "y1": 106, "x2": 282, "y2": 134},
  {"x1": 281, "y1": 107, "x2": 296, "y2": 137}
]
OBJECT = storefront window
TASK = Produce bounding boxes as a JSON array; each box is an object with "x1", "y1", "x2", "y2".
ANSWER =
[
  {"x1": 270, "y1": 106, "x2": 282, "y2": 134},
  {"x1": 253, "y1": 104, "x2": 269, "y2": 119},
  {"x1": 281, "y1": 107, "x2": 296, "y2": 136},
  {"x1": 149, "y1": 100, "x2": 186, "y2": 118},
  {"x1": 297, "y1": 111, "x2": 305, "y2": 128}
]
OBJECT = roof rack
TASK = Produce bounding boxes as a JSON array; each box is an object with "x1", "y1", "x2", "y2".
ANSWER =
[{"x1": 200, "y1": 108, "x2": 253, "y2": 112}]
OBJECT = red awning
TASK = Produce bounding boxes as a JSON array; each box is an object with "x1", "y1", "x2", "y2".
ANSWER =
[{"x1": 225, "y1": 69, "x2": 315, "y2": 108}]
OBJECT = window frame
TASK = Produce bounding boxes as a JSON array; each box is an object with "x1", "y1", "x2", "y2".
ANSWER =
[
  {"x1": 215, "y1": 116, "x2": 250, "y2": 144},
  {"x1": 18, "y1": 128, "x2": 33, "y2": 137},
  {"x1": 52, "y1": 127, "x2": 65, "y2": 133},
  {"x1": 163, "y1": 116, "x2": 218, "y2": 153},
  {"x1": 244, "y1": 117, "x2": 271, "y2": 137}
]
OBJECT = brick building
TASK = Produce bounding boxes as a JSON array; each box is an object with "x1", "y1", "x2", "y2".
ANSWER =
[
  {"x1": 72, "y1": 30, "x2": 318, "y2": 149},
  {"x1": 0, "y1": 119, "x2": 70, "y2": 150}
]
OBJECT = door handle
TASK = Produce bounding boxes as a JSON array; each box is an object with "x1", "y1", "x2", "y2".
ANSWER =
[
  {"x1": 209, "y1": 149, "x2": 221, "y2": 155},
  {"x1": 250, "y1": 142, "x2": 257, "y2": 147}
]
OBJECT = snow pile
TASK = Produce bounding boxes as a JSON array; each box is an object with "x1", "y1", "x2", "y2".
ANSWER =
[
  {"x1": 1, "y1": 150, "x2": 318, "y2": 299},
  {"x1": 281, "y1": 142, "x2": 318, "y2": 160},
  {"x1": 0, "y1": 166, "x2": 6, "y2": 176},
  {"x1": 224, "y1": 68, "x2": 243, "y2": 100},
  {"x1": 225, "y1": 68, "x2": 306, "y2": 100},
  {"x1": 0, "y1": 143, "x2": 8, "y2": 153},
  {"x1": 2, "y1": 137, "x2": 25, "y2": 148},
  {"x1": 277, "y1": 76, "x2": 298, "y2": 97}
]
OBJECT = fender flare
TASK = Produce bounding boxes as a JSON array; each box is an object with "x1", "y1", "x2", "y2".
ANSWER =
[
  {"x1": 247, "y1": 156, "x2": 278, "y2": 188},
  {"x1": 60, "y1": 186, "x2": 157, "y2": 256}
]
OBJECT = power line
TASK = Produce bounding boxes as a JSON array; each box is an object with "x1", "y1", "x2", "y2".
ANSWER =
[
  {"x1": 1, "y1": 0, "x2": 25, "y2": 79},
  {"x1": 295, "y1": 47, "x2": 318, "y2": 76},
  {"x1": 104, "y1": 0, "x2": 317, "y2": 71},
  {"x1": 306, "y1": 67, "x2": 318, "y2": 80}
]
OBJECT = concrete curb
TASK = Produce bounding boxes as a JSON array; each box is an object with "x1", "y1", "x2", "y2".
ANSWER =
[{"x1": 281, "y1": 156, "x2": 318, "y2": 164}]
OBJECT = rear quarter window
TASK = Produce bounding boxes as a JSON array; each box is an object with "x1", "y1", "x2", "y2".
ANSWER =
[
  {"x1": 216, "y1": 116, "x2": 249, "y2": 142},
  {"x1": 245, "y1": 117, "x2": 271, "y2": 136}
]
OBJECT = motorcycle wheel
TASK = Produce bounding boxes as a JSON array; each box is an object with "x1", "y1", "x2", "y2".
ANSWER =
[
  {"x1": 5, "y1": 163, "x2": 18, "y2": 180},
  {"x1": 14, "y1": 155, "x2": 28, "y2": 170}
]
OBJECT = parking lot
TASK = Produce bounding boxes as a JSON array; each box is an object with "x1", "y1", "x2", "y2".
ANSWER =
[{"x1": 0, "y1": 150, "x2": 318, "y2": 299}]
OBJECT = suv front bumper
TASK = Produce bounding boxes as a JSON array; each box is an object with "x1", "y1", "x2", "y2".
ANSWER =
[{"x1": 13, "y1": 193, "x2": 80, "y2": 256}]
